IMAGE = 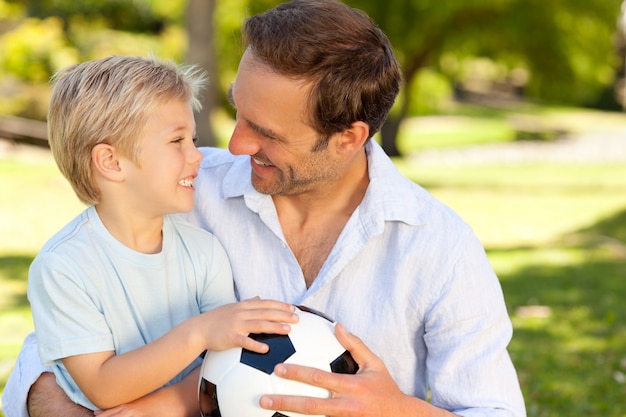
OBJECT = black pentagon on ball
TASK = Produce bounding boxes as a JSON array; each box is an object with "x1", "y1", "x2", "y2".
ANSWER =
[
  {"x1": 296, "y1": 305, "x2": 359, "y2": 376},
  {"x1": 240, "y1": 333, "x2": 296, "y2": 374},
  {"x1": 296, "y1": 305, "x2": 334, "y2": 322},
  {"x1": 330, "y1": 350, "x2": 359, "y2": 374}
]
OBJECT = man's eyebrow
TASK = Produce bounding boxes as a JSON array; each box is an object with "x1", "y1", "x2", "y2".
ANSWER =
[{"x1": 247, "y1": 119, "x2": 286, "y2": 141}]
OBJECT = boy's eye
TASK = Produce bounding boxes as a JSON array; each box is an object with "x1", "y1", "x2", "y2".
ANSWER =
[{"x1": 192, "y1": 137, "x2": 199, "y2": 145}]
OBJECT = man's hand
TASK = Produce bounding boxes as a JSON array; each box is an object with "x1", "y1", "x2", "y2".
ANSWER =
[
  {"x1": 258, "y1": 324, "x2": 456, "y2": 417},
  {"x1": 28, "y1": 372, "x2": 93, "y2": 417}
]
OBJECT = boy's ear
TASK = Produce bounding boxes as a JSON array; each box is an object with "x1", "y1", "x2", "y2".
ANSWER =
[
  {"x1": 334, "y1": 121, "x2": 370, "y2": 155},
  {"x1": 92, "y1": 143, "x2": 123, "y2": 181}
]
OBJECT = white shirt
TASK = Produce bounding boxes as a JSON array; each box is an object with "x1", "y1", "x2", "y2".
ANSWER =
[
  {"x1": 188, "y1": 141, "x2": 526, "y2": 416},
  {"x1": 3, "y1": 141, "x2": 525, "y2": 417}
]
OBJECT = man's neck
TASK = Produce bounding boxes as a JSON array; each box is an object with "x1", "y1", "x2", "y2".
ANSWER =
[{"x1": 273, "y1": 149, "x2": 369, "y2": 286}]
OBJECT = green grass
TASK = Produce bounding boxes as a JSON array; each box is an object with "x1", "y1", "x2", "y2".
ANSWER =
[
  {"x1": 396, "y1": 116, "x2": 515, "y2": 153},
  {"x1": 1, "y1": 108, "x2": 626, "y2": 415},
  {"x1": 395, "y1": 103, "x2": 626, "y2": 152}
]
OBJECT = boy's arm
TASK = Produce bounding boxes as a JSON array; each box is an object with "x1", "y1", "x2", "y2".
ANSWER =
[
  {"x1": 93, "y1": 367, "x2": 201, "y2": 417},
  {"x1": 62, "y1": 313, "x2": 207, "y2": 409},
  {"x1": 64, "y1": 299, "x2": 296, "y2": 409},
  {"x1": 27, "y1": 368, "x2": 201, "y2": 417}
]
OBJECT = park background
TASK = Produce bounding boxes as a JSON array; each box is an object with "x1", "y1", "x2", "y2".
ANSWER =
[{"x1": 1, "y1": 0, "x2": 626, "y2": 416}]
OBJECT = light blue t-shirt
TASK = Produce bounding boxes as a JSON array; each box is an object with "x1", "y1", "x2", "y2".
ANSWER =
[{"x1": 27, "y1": 206, "x2": 235, "y2": 410}]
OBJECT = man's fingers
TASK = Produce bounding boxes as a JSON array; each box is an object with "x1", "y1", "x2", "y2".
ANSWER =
[
  {"x1": 260, "y1": 394, "x2": 334, "y2": 416},
  {"x1": 335, "y1": 323, "x2": 377, "y2": 369},
  {"x1": 259, "y1": 363, "x2": 333, "y2": 414},
  {"x1": 272, "y1": 361, "x2": 349, "y2": 393}
]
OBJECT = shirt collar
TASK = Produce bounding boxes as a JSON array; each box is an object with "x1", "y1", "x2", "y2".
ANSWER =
[{"x1": 221, "y1": 140, "x2": 428, "y2": 226}]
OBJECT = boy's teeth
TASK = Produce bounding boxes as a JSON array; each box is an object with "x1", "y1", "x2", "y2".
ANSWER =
[{"x1": 179, "y1": 178, "x2": 194, "y2": 187}]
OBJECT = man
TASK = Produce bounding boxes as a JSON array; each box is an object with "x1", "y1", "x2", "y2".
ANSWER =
[{"x1": 3, "y1": 1, "x2": 526, "y2": 416}]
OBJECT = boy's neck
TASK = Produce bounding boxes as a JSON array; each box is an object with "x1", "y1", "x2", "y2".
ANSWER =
[{"x1": 94, "y1": 204, "x2": 164, "y2": 254}]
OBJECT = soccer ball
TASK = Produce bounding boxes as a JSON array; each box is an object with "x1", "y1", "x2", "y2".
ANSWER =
[{"x1": 198, "y1": 305, "x2": 358, "y2": 417}]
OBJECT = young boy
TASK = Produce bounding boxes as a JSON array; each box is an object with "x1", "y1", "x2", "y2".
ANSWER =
[{"x1": 27, "y1": 55, "x2": 297, "y2": 413}]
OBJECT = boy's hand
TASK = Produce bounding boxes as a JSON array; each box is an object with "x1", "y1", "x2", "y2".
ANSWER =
[{"x1": 196, "y1": 298, "x2": 298, "y2": 353}]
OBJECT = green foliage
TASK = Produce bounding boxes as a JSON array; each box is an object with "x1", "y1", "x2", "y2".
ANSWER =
[
  {"x1": 0, "y1": 16, "x2": 76, "y2": 82},
  {"x1": 348, "y1": 0, "x2": 623, "y2": 107},
  {"x1": 0, "y1": 0, "x2": 22, "y2": 19},
  {"x1": 0, "y1": 14, "x2": 76, "y2": 117},
  {"x1": 1, "y1": 0, "x2": 624, "y2": 130},
  {"x1": 13, "y1": 0, "x2": 184, "y2": 32},
  {"x1": 0, "y1": 0, "x2": 187, "y2": 120},
  {"x1": 214, "y1": 0, "x2": 248, "y2": 93},
  {"x1": 66, "y1": 19, "x2": 186, "y2": 62},
  {"x1": 405, "y1": 68, "x2": 454, "y2": 116}
]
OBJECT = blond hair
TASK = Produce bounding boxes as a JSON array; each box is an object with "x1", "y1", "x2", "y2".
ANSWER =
[{"x1": 47, "y1": 55, "x2": 207, "y2": 205}]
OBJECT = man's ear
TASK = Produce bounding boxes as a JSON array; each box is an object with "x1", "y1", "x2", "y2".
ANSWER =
[
  {"x1": 335, "y1": 121, "x2": 370, "y2": 155},
  {"x1": 92, "y1": 143, "x2": 123, "y2": 181}
]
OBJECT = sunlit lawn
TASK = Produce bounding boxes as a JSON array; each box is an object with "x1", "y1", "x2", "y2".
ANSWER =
[
  {"x1": 396, "y1": 160, "x2": 626, "y2": 417},
  {"x1": 1, "y1": 109, "x2": 626, "y2": 415}
]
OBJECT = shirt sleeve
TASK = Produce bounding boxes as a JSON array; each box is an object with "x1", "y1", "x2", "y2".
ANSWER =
[
  {"x1": 1, "y1": 332, "x2": 53, "y2": 417},
  {"x1": 424, "y1": 230, "x2": 526, "y2": 417},
  {"x1": 198, "y1": 233, "x2": 237, "y2": 310}
]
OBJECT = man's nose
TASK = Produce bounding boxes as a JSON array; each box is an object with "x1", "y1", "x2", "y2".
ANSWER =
[{"x1": 228, "y1": 123, "x2": 260, "y2": 156}]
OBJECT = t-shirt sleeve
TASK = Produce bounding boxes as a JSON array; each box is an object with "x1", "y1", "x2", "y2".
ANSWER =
[{"x1": 27, "y1": 252, "x2": 114, "y2": 366}]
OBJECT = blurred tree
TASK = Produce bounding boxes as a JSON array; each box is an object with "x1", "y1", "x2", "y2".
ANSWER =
[
  {"x1": 349, "y1": 0, "x2": 624, "y2": 155},
  {"x1": 186, "y1": 0, "x2": 218, "y2": 147},
  {"x1": 0, "y1": 16, "x2": 73, "y2": 83},
  {"x1": 16, "y1": 0, "x2": 179, "y2": 33},
  {"x1": 1, "y1": 0, "x2": 220, "y2": 145},
  {"x1": 1, "y1": 0, "x2": 624, "y2": 154},
  {"x1": 0, "y1": 0, "x2": 188, "y2": 120}
]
